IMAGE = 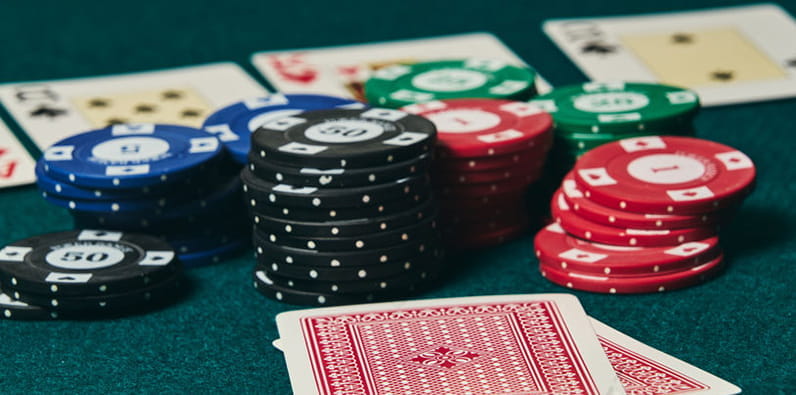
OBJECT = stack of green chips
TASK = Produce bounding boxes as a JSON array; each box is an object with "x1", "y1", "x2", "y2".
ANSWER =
[
  {"x1": 364, "y1": 58, "x2": 538, "y2": 108},
  {"x1": 530, "y1": 82, "x2": 700, "y2": 171}
]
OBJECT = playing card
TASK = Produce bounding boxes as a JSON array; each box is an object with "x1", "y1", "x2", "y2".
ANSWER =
[
  {"x1": 275, "y1": 294, "x2": 625, "y2": 395},
  {"x1": 591, "y1": 318, "x2": 741, "y2": 394},
  {"x1": 543, "y1": 4, "x2": 796, "y2": 106},
  {"x1": 0, "y1": 63, "x2": 267, "y2": 150},
  {"x1": 0, "y1": 119, "x2": 35, "y2": 189},
  {"x1": 251, "y1": 32, "x2": 552, "y2": 101}
]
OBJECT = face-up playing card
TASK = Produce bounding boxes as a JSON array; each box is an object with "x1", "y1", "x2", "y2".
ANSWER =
[
  {"x1": 250, "y1": 32, "x2": 552, "y2": 101},
  {"x1": 275, "y1": 294, "x2": 626, "y2": 395},
  {"x1": 0, "y1": 119, "x2": 35, "y2": 189},
  {"x1": 543, "y1": 4, "x2": 796, "y2": 106},
  {"x1": 0, "y1": 63, "x2": 267, "y2": 150},
  {"x1": 591, "y1": 318, "x2": 741, "y2": 395}
]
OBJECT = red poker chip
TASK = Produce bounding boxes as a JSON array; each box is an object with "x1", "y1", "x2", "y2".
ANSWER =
[
  {"x1": 443, "y1": 220, "x2": 529, "y2": 250},
  {"x1": 434, "y1": 145, "x2": 549, "y2": 172},
  {"x1": 559, "y1": 172, "x2": 726, "y2": 229},
  {"x1": 573, "y1": 136, "x2": 756, "y2": 214},
  {"x1": 551, "y1": 190, "x2": 718, "y2": 247},
  {"x1": 534, "y1": 222, "x2": 722, "y2": 276},
  {"x1": 437, "y1": 170, "x2": 541, "y2": 197},
  {"x1": 438, "y1": 190, "x2": 526, "y2": 210},
  {"x1": 402, "y1": 99, "x2": 553, "y2": 158},
  {"x1": 538, "y1": 253, "x2": 725, "y2": 294},
  {"x1": 433, "y1": 161, "x2": 544, "y2": 185},
  {"x1": 442, "y1": 208, "x2": 528, "y2": 229},
  {"x1": 439, "y1": 204, "x2": 527, "y2": 226}
]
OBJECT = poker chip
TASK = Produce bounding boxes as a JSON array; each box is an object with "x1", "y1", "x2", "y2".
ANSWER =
[
  {"x1": 8, "y1": 272, "x2": 184, "y2": 312},
  {"x1": 533, "y1": 134, "x2": 754, "y2": 294},
  {"x1": 178, "y1": 239, "x2": 247, "y2": 268},
  {"x1": 263, "y1": 264, "x2": 440, "y2": 295},
  {"x1": 42, "y1": 124, "x2": 223, "y2": 189},
  {"x1": 0, "y1": 230, "x2": 181, "y2": 297},
  {"x1": 442, "y1": 219, "x2": 529, "y2": 250},
  {"x1": 432, "y1": 163, "x2": 543, "y2": 185},
  {"x1": 436, "y1": 172, "x2": 539, "y2": 197},
  {"x1": 559, "y1": 172, "x2": 725, "y2": 229},
  {"x1": 252, "y1": 269, "x2": 431, "y2": 307},
  {"x1": 250, "y1": 198, "x2": 438, "y2": 238},
  {"x1": 37, "y1": 124, "x2": 251, "y2": 268},
  {"x1": 253, "y1": 231, "x2": 440, "y2": 269},
  {"x1": 573, "y1": 136, "x2": 756, "y2": 214},
  {"x1": 248, "y1": 152, "x2": 431, "y2": 188},
  {"x1": 433, "y1": 149, "x2": 546, "y2": 172},
  {"x1": 250, "y1": 108, "x2": 436, "y2": 169},
  {"x1": 0, "y1": 229, "x2": 186, "y2": 319},
  {"x1": 551, "y1": 189, "x2": 717, "y2": 247},
  {"x1": 530, "y1": 82, "x2": 699, "y2": 134},
  {"x1": 254, "y1": 215, "x2": 437, "y2": 252},
  {"x1": 535, "y1": 82, "x2": 701, "y2": 180},
  {"x1": 400, "y1": 98, "x2": 553, "y2": 250},
  {"x1": 364, "y1": 59, "x2": 537, "y2": 108},
  {"x1": 539, "y1": 253, "x2": 725, "y2": 294},
  {"x1": 402, "y1": 99, "x2": 552, "y2": 157},
  {"x1": 0, "y1": 292, "x2": 58, "y2": 320},
  {"x1": 203, "y1": 94, "x2": 365, "y2": 164},
  {"x1": 534, "y1": 223, "x2": 722, "y2": 276},
  {"x1": 244, "y1": 107, "x2": 444, "y2": 305},
  {"x1": 249, "y1": 189, "x2": 430, "y2": 221},
  {"x1": 241, "y1": 168, "x2": 429, "y2": 208}
]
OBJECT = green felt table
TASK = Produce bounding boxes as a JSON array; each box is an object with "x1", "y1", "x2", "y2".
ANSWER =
[{"x1": 1, "y1": 0, "x2": 794, "y2": 393}]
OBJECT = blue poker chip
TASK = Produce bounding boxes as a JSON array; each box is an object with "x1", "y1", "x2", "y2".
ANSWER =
[
  {"x1": 42, "y1": 124, "x2": 223, "y2": 189},
  {"x1": 202, "y1": 94, "x2": 366, "y2": 164},
  {"x1": 178, "y1": 239, "x2": 248, "y2": 268},
  {"x1": 34, "y1": 160, "x2": 187, "y2": 201}
]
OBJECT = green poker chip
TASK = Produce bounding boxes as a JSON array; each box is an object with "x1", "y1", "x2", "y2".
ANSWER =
[
  {"x1": 364, "y1": 59, "x2": 537, "y2": 108},
  {"x1": 530, "y1": 82, "x2": 700, "y2": 134},
  {"x1": 555, "y1": 127, "x2": 697, "y2": 151}
]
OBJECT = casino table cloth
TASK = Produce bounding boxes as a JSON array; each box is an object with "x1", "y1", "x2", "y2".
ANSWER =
[{"x1": 1, "y1": 0, "x2": 794, "y2": 393}]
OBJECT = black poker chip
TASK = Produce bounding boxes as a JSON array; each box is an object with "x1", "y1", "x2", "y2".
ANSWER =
[
  {"x1": 247, "y1": 151, "x2": 432, "y2": 188},
  {"x1": 247, "y1": 189, "x2": 430, "y2": 221},
  {"x1": 261, "y1": 263, "x2": 443, "y2": 295},
  {"x1": 249, "y1": 108, "x2": 436, "y2": 169},
  {"x1": 253, "y1": 214, "x2": 438, "y2": 252},
  {"x1": 6, "y1": 272, "x2": 184, "y2": 312},
  {"x1": 241, "y1": 168, "x2": 430, "y2": 209},
  {"x1": 251, "y1": 197, "x2": 438, "y2": 237},
  {"x1": 0, "y1": 230, "x2": 181, "y2": 297},
  {"x1": 0, "y1": 291, "x2": 59, "y2": 320},
  {"x1": 253, "y1": 230, "x2": 440, "y2": 268},
  {"x1": 255, "y1": 247, "x2": 443, "y2": 282},
  {"x1": 252, "y1": 269, "x2": 433, "y2": 306}
]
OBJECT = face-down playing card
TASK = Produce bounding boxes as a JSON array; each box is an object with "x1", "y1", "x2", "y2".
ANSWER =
[{"x1": 275, "y1": 294, "x2": 625, "y2": 395}]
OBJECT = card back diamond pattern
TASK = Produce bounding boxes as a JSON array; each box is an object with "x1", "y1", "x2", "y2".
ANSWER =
[{"x1": 300, "y1": 301, "x2": 602, "y2": 395}]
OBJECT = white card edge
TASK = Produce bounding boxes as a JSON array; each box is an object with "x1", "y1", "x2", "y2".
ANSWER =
[{"x1": 589, "y1": 317, "x2": 742, "y2": 394}]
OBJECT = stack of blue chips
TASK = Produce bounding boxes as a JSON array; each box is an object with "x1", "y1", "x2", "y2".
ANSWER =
[{"x1": 36, "y1": 123, "x2": 249, "y2": 268}]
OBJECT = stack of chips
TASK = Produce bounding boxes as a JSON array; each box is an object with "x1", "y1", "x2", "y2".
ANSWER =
[
  {"x1": 402, "y1": 99, "x2": 554, "y2": 248},
  {"x1": 242, "y1": 107, "x2": 446, "y2": 306},
  {"x1": 0, "y1": 230, "x2": 184, "y2": 320},
  {"x1": 364, "y1": 58, "x2": 538, "y2": 109},
  {"x1": 530, "y1": 82, "x2": 700, "y2": 174},
  {"x1": 535, "y1": 136, "x2": 756, "y2": 293},
  {"x1": 36, "y1": 124, "x2": 249, "y2": 267}
]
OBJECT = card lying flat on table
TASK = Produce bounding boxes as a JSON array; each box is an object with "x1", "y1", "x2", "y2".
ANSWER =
[
  {"x1": 251, "y1": 32, "x2": 552, "y2": 101},
  {"x1": 0, "y1": 119, "x2": 35, "y2": 189},
  {"x1": 543, "y1": 4, "x2": 796, "y2": 106},
  {"x1": 591, "y1": 318, "x2": 741, "y2": 395},
  {"x1": 275, "y1": 294, "x2": 625, "y2": 395},
  {"x1": 0, "y1": 63, "x2": 267, "y2": 150}
]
